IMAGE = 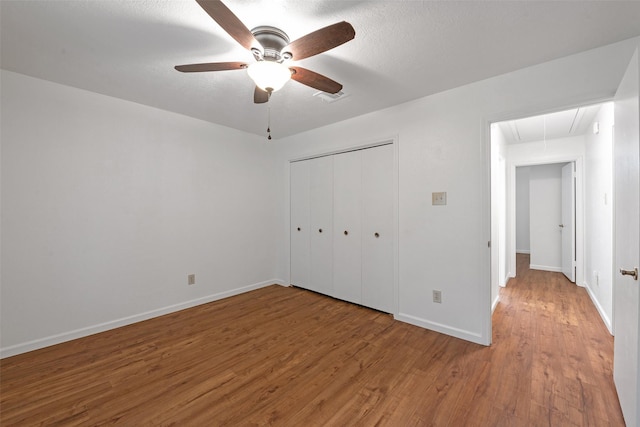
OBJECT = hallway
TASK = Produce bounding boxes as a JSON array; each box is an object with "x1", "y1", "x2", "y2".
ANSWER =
[{"x1": 492, "y1": 253, "x2": 624, "y2": 425}]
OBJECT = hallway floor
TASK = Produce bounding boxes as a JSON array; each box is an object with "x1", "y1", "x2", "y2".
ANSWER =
[{"x1": 491, "y1": 253, "x2": 624, "y2": 425}]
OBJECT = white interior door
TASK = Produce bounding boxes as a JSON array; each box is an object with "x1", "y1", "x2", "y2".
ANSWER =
[
  {"x1": 561, "y1": 162, "x2": 576, "y2": 282},
  {"x1": 290, "y1": 161, "x2": 310, "y2": 288},
  {"x1": 309, "y1": 156, "x2": 334, "y2": 296},
  {"x1": 613, "y1": 49, "x2": 640, "y2": 427},
  {"x1": 332, "y1": 150, "x2": 362, "y2": 304},
  {"x1": 361, "y1": 144, "x2": 394, "y2": 313}
]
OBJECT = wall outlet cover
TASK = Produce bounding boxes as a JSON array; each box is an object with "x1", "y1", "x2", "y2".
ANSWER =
[{"x1": 432, "y1": 192, "x2": 447, "y2": 205}]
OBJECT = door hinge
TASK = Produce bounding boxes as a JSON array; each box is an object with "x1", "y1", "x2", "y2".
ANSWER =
[{"x1": 488, "y1": 241, "x2": 491, "y2": 248}]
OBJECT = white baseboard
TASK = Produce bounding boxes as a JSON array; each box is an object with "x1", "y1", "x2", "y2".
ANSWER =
[
  {"x1": 516, "y1": 249, "x2": 531, "y2": 254},
  {"x1": 1, "y1": 279, "x2": 283, "y2": 359},
  {"x1": 394, "y1": 313, "x2": 485, "y2": 345},
  {"x1": 499, "y1": 273, "x2": 510, "y2": 287},
  {"x1": 529, "y1": 264, "x2": 562, "y2": 273},
  {"x1": 505, "y1": 271, "x2": 515, "y2": 282},
  {"x1": 584, "y1": 282, "x2": 613, "y2": 334},
  {"x1": 492, "y1": 295, "x2": 500, "y2": 313}
]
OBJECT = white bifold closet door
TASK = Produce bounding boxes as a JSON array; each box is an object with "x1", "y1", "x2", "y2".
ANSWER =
[
  {"x1": 361, "y1": 144, "x2": 394, "y2": 312},
  {"x1": 290, "y1": 144, "x2": 393, "y2": 313},
  {"x1": 290, "y1": 160, "x2": 310, "y2": 289},
  {"x1": 308, "y1": 155, "x2": 334, "y2": 296},
  {"x1": 332, "y1": 150, "x2": 363, "y2": 304}
]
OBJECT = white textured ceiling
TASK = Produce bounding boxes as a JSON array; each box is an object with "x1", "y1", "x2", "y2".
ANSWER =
[
  {"x1": 497, "y1": 103, "x2": 605, "y2": 145},
  {"x1": 2, "y1": 1, "x2": 640, "y2": 139}
]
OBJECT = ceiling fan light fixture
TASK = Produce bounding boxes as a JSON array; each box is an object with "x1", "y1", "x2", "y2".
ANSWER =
[{"x1": 247, "y1": 61, "x2": 291, "y2": 93}]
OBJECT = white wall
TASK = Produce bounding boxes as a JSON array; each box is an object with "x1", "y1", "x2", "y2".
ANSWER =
[
  {"x1": 584, "y1": 102, "x2": 614, "y2": 331},
  {"x1": 274, "y1": 37, "x2": 640, "y2": 345},
  {"x1": 0, "y1": 71, "x2": 280, "y2": 357},
  {"x1": 515, "y1": 167, "x2": 531, "y2": 253},
  {"x1": 529, "y1": 164, "x2": 565, "y2": 271},
  {"x1": 2, "y1": 37, "x2": 638, "y2": 355}
]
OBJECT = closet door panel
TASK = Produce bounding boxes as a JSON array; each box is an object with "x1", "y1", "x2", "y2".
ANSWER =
[
  {"x1": 332, "y1": 150, "x2": 362, "y2": 304},
  {"x1": 290, "y1": 161, "x2": 310, "y2": 288},
  {"x1": 361, "y1": 144, "x2": 394, "y2": 313},
  {"x1": 309, "y1": 156, "x2": 334, "y2": 295}
]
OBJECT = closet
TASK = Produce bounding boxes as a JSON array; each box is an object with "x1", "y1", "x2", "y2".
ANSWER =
[{"x1": 290, "y1": 143, "x2": 394, "y2": 313}]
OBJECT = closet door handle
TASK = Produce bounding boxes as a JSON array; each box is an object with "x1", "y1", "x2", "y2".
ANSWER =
[
  {"x1": 344, "y1": 230, "x2": 349, "y2": 236},
  {"x1": 620, "y1": 268, "x2": 638, "y2": 280},
  {"x1": 318, "y1": 228, "x2": 323, "y2": 233},
  {"x1": 297, "y1": 227, "x2": 301, "y2": 231},
  {"x1": 374, "y1": 232, "x2": 380, "y2": 238}
]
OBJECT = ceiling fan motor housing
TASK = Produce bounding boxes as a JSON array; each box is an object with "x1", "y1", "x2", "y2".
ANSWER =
[{"x1": 251, "y1": 26, "x2": 291, "y2": 62}]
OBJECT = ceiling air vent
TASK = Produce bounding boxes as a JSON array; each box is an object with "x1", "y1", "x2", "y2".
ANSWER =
[{"x1": 313, "y1": 90, "x2": 349, "y2": 103}]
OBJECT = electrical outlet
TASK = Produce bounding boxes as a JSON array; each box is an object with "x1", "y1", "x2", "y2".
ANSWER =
[
  {"x1": 433, "y1": 290, "x2": 442, "y2": 304},
  {"x1": 432, "y1": 192, "x2": 447, "y2": 206},
  {"x1": 188, "y1": 274, "x2": 195, "y2": 285}
]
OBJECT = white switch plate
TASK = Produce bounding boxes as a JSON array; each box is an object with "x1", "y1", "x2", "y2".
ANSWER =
[
  {"x1": 188, "y1": 274, "x2": 195, "y2": 285},
  {"x1": 432, "y1": 192, "x2": 447, "y2": 205},
  {"x1": 433, "y1": 290, "x2": 442, "y2": 303}
]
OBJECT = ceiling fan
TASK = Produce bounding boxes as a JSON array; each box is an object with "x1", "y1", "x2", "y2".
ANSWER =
[{"x1": 175, "y1": 0, "x2": 355, "y2": 104}]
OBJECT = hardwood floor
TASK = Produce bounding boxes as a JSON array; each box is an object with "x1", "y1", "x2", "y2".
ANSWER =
[{"x1": 0, "y1": 255, "x2": 625, "y2": 426}]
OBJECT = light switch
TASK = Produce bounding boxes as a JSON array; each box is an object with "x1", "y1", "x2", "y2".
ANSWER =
[{"x1": 432, "y1": 192, "x2": 447, "y2": 206}]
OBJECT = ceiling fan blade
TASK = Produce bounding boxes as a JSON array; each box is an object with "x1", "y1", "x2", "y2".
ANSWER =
[
  {"x1": 282, "y1": 21, "x2": 355, "y2": 61},
  {"x1": 254, "y1": 86, "x2": 269, "y2": 104},
  {"x1": 196, "y1": 0, "x2": 262, "y2": 52},
  {"x1": 290, "y1": 67, "x2": 342, "y2": 94},
  {"x1": 175, "y1": 61, "x2": 247, "y2": 72}
]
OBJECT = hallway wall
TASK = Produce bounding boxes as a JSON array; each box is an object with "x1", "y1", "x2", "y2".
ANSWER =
[{"x1": 584, "y1": 103, "x2": 614, "y2": 331}]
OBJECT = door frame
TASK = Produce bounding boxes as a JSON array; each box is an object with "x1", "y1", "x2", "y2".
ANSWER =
[
  {"x1": 506, "y1": 158, "x2": 583, "y2": 285},
  {"x1": 561, "y1": 161, "x2": 577, "y2": 282},
  {"x1": 485, "y1": 100, "x2": 610, "y2": 344}
]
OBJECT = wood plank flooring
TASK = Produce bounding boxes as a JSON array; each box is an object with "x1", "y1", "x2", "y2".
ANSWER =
[{"x1": 0, "y1": 254, "x2": 625, "y2": 426}]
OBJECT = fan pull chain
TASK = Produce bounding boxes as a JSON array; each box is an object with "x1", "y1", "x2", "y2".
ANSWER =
[{"x1": 267, "y1": 106, "x2": 272, "y2": 140}]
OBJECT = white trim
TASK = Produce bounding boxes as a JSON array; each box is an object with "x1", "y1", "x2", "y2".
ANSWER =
[
  {"x1": 585, "y1": 281, "x2": 613, "y2": 334},
  {"x1": 516, "y1": 249, "x2": 531, "y2": 254},
  {"x1": 482, "y1": 116, "x2": 493, "y2": 346},
  {"x1": 0, "y1": 280, "x2": 282, "y2": 359},
  {"x1": 395, "y1": 313, "x2": 484, "y2": 345},
  {"x1": 289, "y1": 139, "x2": 395, "y2": 163},
  {"x1": 492, "y1": 296, "x2": 500, "y2": 313},
  {"x1": 500, "y1": 273, "x2": 509, "y2": 287},
  {"x1": 392, "y1": 136, "x2": 401, "y2": 317},
  {"x1": 529, "y1": 264, "x2": 563, "y2": 272}
]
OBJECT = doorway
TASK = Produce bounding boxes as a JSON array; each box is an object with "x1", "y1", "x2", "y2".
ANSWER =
[
  {"x1": 490, "y1": 102, "x2": 615, "y2": 332},
  {"x1": 514, "y1": 162, "x2": 575, "y2": 281}
]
